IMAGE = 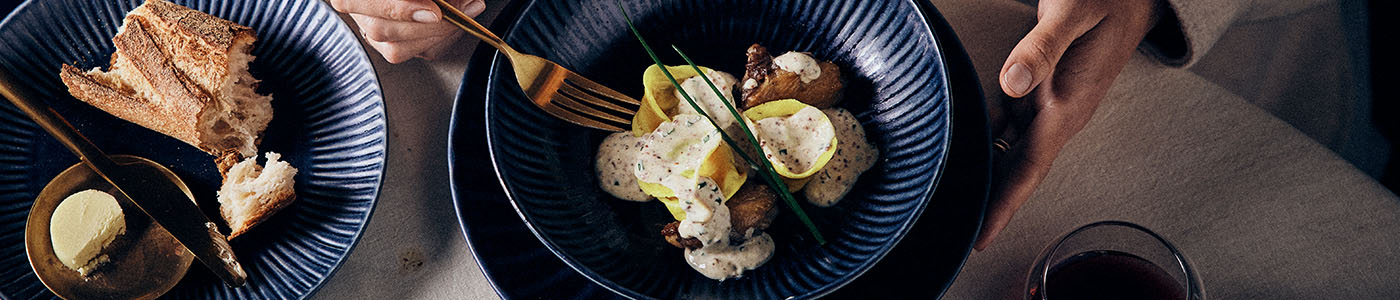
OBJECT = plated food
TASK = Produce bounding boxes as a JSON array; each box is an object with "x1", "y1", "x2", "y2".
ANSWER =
[
  {"x1": 59, "y1": 0, "x2": 269, "y2": 174},
  {"x1": 464, "y1": 0, "x2": 971, "y2": 298},
  {"x1": 1, "y1": 0, "x2": 385, "y2": 298},
  {"x1": 51, "y1": 0, "x2": 295, "y2": 277},
  {"x1": 59, "y1": 0, "x2": 297, "y2": 243},
  {"x1": 48, "y1": 190, "x2": 126, "y2": 277},
  {"x1": 595, "y1": 44, "x2": 879, "y2": 280}
]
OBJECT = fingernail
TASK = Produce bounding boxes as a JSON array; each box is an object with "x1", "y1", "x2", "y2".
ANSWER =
[
  {"x1": 465, "y1": 1, "x2": 486, "y2": 14},
  {"x1": 412, "y1": 10, "x2": 438, "y2": 23},
  {"x1": 1005, "y1": 63, "x2": 1032, "y2": 96}
]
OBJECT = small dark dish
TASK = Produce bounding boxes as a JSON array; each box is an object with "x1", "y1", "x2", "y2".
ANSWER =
[
  {"x1": 0, "y1": 0, "x2": 385, "y2": 299},
  {"x1": 456, "y1": 0, "x2": 982, "y2": 298}
]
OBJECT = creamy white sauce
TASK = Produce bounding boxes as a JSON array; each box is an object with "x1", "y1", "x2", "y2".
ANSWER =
[
  {"x1": 675, "y1": 70, "x2": 742, "y2": 137},
  {"x1": 676, "y1": 177, "x2": 728, "y2": 244},
  {"x1": 596, "y1": 133, "x2": 651, "y2": 201},
  {"x1": 754, "y1": 106, "x2": 836, "y2": 173},
  {"x1": 685, "y1": 232, "x2": 775, "y2": 280},
  {"x1": 804, "y1": 108, "x2": 878, "y2": 207},
  {"x1": 607, "y1": 65, "x2": 865, "y2": 280},
  {"x1": 772, "y1": 52, "x2": 822, "y2": 83},
  {"x1": 636, "y1": 115, "x2": 776, "y2": 280},
  {"x1": 677, "y1": 177, "x2": 775, "y2": 280},
  {"x1": 635, "y1": 115, "x2": 726, "y2": 196}
]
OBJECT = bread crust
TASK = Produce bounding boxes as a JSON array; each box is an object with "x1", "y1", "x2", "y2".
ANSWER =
[
  {"x1": 61, "y1": 0, "x2": 290, "y2": 239},
  {"x1": 134, "y1": 0, "x2": 256, "y2": 98},
  {"x1": 219, "y1": 152, "x2": 298, "y2": 239},
  {"x1": 112, "y1": 18, "x2": 209, "y2": 135},
  {"x1": 140, "y1": 0, "x2": 251, "y2": 48},
  {"x1": 227, "y1": 188, "x2": 295, "y2": 239},
  {"x1": 58, "y1": 0, "x2": 259, "y2": 173},
  {"x1": 60, "y1": 64, "x2": 200, "y2": 142}
]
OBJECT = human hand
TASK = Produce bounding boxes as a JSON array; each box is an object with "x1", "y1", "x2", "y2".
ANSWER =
[
  {"x1": 331, "y1": 0, "x2": 486, "y2": 63},
  {"x1": 974, "y1": 0, "x2": 1163, "y2": 250}
]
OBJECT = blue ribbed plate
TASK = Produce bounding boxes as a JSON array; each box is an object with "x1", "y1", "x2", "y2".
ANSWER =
[
  {"x1": 0, "y1": 0, "x2": 385, "y2": 299},
  {"x1": 458, "y1": 0, "x2": 971, "y2": 298}
]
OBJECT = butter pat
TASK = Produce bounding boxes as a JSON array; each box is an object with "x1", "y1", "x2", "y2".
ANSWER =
[{"x1": 50, "y1": 189, "x2": 126, "y2": 276}]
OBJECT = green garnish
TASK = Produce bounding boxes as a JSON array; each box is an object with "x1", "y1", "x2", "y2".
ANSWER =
[
  {"x1": 617, "y1": 2, "x2": 825, "y2": 245},
  {"x1": 673, "y1": 47, "x2": 826, "y2": 245}
]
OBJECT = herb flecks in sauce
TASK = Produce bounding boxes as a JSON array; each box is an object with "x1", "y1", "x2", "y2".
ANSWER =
[
  {"x1": 753, "y1": 106, "x2": 836, "y2": 173},
  {"x1": 677, "y1": 177, "x2": 776, "y2": 280},
  {"x1": 676, "y1": 71, "x2": 742, "y2": 138},
  {"x1": 803, "y1": 108, "x2": 878, "y2": 207},
  {"x1": 596, "y1": 133, "x2": 652, "y2": 201}
]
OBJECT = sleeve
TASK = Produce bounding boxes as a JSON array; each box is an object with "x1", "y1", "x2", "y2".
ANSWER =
[{"x1": 1140, "y1": 0, "x2": 1331, "y2": 68}]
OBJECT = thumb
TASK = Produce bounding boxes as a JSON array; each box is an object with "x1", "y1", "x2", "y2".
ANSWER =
[{"x1": 999, "y1": 14, "x2": 1094, "y2": 98}]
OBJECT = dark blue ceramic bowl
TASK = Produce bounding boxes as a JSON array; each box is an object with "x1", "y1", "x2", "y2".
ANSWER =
[
  {"x1": 0, "y1": 0, "x2": 385, "y2": 299},
  {"x1": 473, "y1": 0, "x2": 961, "y2": 298}
]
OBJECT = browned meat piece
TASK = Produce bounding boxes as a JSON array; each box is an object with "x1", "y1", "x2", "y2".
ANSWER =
[
  {"x1": 740, "y1": 44, "x2": 844, "y2": 109},
  {"x1": 661, "y1": 221, "x2": 703, "y2": 250},
  {"x1": 743, "y1": 44, "x2": 773, "y2": 91},
  {"x1": 660, "y1": 183, "x2": 780, "y2": 249},
  {"x1": 726, "y1": 183, "x2": 779, "y2": 242}
]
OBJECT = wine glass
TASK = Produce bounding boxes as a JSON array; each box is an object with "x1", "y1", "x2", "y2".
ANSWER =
[{"x1": 1026, "y1": 220, "x2": 1206, "y2": 300}]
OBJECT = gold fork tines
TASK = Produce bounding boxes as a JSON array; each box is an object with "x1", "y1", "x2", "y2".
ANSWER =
[{"x1": 432, "y1": 0, "x2": 639, "y2": 132}]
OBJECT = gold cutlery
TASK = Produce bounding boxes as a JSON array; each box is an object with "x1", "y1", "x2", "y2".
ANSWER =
[
  {"x1": 432, "y1": 0, "x2": 640, "y2": 132},
  {"x1": 0, "y1": 69, "x2": 248, "y2": 295}
]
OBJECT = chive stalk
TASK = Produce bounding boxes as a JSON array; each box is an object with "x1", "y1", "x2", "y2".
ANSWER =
[
  {"x1": 616, "y1": 2, "x2": 826, "y2": 245},
  {"x1": 672, "y1": 47, "x2": 825, "y2": 245}
]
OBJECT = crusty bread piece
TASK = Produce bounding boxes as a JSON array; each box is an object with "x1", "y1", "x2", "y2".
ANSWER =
[
  {"x1": 59, "y1": 0, "x2": 272, "y2": 173},
  {"x1": 59, "y1": 0, "x2": 294, "y2": 238},
  {"x1": 217, "y1": 152, "x2": 297, "y2": 239}
]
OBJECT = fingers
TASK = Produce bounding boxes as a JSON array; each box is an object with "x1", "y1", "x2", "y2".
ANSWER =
[
  {"x1": 1029, "y1": 12, "x2": 1147, "y2": 119},
  {"x1": 352, "y1": 0, "x2": 484, "y2": 42},
  {"x1": 974, "y1": 41, "x2": 1124, "y2": 251},
  {"x1": 366, "y1": 37, "x2": 449, "y2": 63},
  {"x1": 449, "y1": 0, "x2": 488, "y2": 17},
  {"x1": 352, "y1": 14, "x2": 456, "y2": 42},
  {"x1": 973, "y1": 110, "x2": 1067, "y2": 251},
  {"x1": 998, "y1": 9, "x2": 1100, "y2": 98},
  {"x1": 976, "y1": 10, "x2": 1151, "y2": 251},
  {"x1": 346, "y1": 0, "x2": 484, "y2": 63},
  {"x1": 415, "y1": 31, "x2": 467, "y2": 60},
  {"x1": 331, "y1": 0, "x2": 441, "y2": 23}
]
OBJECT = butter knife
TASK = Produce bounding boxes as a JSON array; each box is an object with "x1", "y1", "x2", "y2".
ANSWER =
[{"x1": 0, "y1": 70, "x2": 248, "y2": 287}]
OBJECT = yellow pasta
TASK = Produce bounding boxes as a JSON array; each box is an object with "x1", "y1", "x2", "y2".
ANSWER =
[{"x1": 743, "y1": 99, "x2": 839, "y2": 191}]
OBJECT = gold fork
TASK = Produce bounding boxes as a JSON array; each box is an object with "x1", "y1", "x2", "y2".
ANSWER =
[{"x1": 432, "y1": 0, "x2": 638, "y2": 132}]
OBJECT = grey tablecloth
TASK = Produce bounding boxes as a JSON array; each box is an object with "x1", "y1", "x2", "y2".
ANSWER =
[
  {"x1": 314, "y1": 1, "x2": 1398, "y2": 299},
  {"x1": 310, "y1": 4, "x2": 505, "y2": 299}
]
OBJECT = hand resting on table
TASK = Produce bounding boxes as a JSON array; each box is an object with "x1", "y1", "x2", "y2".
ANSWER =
[{"x1": 976, "y1": 0, "x2": 1165, "y2": 250}]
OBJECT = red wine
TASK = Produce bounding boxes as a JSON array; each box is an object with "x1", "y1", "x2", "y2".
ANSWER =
[{"x1": 1038, "y1": 250, "x2": 1188, "y2": 300}]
